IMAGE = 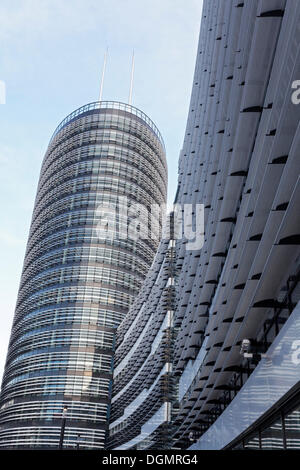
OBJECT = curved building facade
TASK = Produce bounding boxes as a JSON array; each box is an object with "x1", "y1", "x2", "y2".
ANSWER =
[
  {"x1": 109, "y1": 0, "x2": 300, "y2": 451},
  {"x1": 0, "y1": 101, "x2": 167, "y2": 449},
  {"x1": 172, "y1": 0, "x2": 300, "y2": 450},
  {"x1": 107, "y1": 235, "x2": 177, "y2": 450}
]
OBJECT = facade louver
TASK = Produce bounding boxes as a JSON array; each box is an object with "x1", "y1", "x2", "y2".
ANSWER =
[
  {"x1": 0, "y1": 101, "x2": 167, "y2": 449},
  {"x1": 108, "y1": 0, "x2": 300, "y2": 450}
]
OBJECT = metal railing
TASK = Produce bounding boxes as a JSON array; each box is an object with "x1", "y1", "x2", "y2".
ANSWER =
[{"x1": 49, "y1": 101, "x2": 165, "y2": 150}]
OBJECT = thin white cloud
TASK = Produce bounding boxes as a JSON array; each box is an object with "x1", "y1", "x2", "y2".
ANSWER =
[
  {"x1": 0, "y1": 0, "x2": 202, "y2": 44},
  {"x1": 0, "y1": 229, "x2": 24, "y2": 247}
]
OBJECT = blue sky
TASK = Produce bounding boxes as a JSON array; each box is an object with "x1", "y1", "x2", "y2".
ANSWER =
[{"x1": 0, "y1": 0, "x2": 203, "y2": 378}]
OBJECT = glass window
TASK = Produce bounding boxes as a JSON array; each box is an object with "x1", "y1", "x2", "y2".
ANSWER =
[
  {"x1": 261, "y1": 416, "x2": 284, "y2": 449},
  {"x1": 232, "y1": 441, "x2": 243, "y2": 450},
  {"x1": 285, "y1": 404, "x2": 300, "y2": 449},
  {"x1": 244, "y1": 432, "x2": 260, "y2": 449}
]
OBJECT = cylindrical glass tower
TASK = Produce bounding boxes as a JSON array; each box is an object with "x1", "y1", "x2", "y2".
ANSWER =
[{"x1": 0, "y1": 101, "x2": 167, "y2": 449}]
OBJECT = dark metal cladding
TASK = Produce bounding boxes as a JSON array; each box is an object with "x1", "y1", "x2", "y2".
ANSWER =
[{"x1": 108, "y1": 0, "x2": 300, "y2": 451}]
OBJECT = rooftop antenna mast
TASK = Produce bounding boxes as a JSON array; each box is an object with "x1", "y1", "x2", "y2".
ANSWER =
[
  {"x1": 128, "y1": 49, "x2": 135, "y2": 105},
  {"x1": 99, "y1": 47, "x2": 108, "y2": 102}
]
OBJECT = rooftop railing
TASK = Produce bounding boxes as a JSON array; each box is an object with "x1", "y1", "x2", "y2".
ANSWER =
[{"x1": 49, "y1": 101, "x2": 165, "y2": 150}]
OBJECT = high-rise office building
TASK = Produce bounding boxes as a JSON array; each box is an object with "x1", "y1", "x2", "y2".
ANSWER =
[
  {"x1": 108, "y1": 0, "x2": 300, "y2": 450},
  {"x1": 0, "y1": 101, "x2": 167, "y2": 449}
]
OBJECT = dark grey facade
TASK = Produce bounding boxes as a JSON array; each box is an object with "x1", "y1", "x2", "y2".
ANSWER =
[
  {"x1": 108, "y1": 0, "x2": 300, "y2": 450},
  {"x1": 0, "y1": 101, "x2": 167, "y2": 449}
]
